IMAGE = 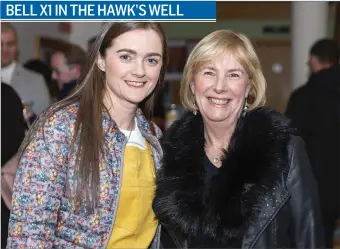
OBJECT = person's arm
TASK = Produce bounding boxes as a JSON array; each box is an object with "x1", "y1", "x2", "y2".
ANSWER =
[
  {"x1": 6, "y1": 112, "x2": 71, "y2": 249},
  {"x1": 286, "y1": 136, "x2": 325, "y2": 248},
  {"x1": 1, "y1": 154, "x2": 20, "y2": 210}
]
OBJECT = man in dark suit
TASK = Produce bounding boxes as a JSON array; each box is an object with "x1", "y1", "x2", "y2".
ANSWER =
[{"x1": 286, "y1": 39, "x2": 340, "y2": 248}]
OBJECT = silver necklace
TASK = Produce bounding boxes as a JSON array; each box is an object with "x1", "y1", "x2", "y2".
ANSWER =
[
  {"x1": 126, "y1": 129, "x2": 132, "y2": 142},
  {"x1": 205, "y1": 149, "x2": 221, "y2": 164},
  {"x1": 123, "y1": 120, "x2": 134, "y2": 143}
]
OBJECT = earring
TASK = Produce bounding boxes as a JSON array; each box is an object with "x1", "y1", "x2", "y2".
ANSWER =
[
  {"x1": 242, "y1": 98, "x2": 248, "y2": 117},
  {"x1": 192, "y1": 95, "x2": 198, "y2": 116}
]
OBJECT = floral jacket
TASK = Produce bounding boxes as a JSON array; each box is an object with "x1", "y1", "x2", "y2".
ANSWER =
[{"x1": 6, "y1": 103, "x2": 163, "y2": 249}]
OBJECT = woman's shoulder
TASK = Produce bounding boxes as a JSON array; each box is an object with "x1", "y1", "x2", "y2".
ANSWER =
[
  {"x1": 36, "y1": 102, "x2": 79, "y2": 136},
  {"x1": 286, "y1": 135, "x2": 309, "y2": 169},
  {"x1": 165, "y1": 111, "x2": 200, "y2": 134},
  {"x1": 46, "y1": 102, "x2": 78, "y2": 120},
  {"x1": 135, "y1": 108, "x2": 163, "y2": 139},
  {"x1": 241, "y1": 107, "x2": 297, "y2": 140},
  {"x1": 20, "y1": 103, "x2": 80, "y2": 163},
  {"x1": 245, "y1": 107, "x2": 291, "y2": 128}
]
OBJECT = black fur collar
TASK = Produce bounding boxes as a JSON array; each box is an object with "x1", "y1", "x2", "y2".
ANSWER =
[{"x1": 153, "y1": 108, "x2": 295, "y2": 244}]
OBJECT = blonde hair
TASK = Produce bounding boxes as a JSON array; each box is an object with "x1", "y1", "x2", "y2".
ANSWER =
[{"x1": 180, "y1": 30, "x2": 266, "y2": 111}]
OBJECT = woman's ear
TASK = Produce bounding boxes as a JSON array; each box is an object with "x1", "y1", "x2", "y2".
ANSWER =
[
  {"x1": 190, "y1": 81, "x2": 195, "y2": 95},
  {"x1": 96, "y1": 55, "x2": 106, "y2": 72}
]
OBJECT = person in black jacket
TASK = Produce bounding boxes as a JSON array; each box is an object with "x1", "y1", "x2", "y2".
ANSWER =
[
  {"x1": 153, "y1": 30, "x2": 324, "y2": 248},
  {"x1": 1, "y1": 83, "x2": 26, "y2": 248},
  {"x1": 286, "y1": 38, "x2": 340, "y2": 248}
]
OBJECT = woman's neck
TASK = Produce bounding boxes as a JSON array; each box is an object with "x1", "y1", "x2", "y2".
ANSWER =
[
  {"x1": 204, "y1": 120, "x2": 236, "y2": 150},
  {"x1": 103, "y1": 93, "x2": 136, "y2": 131}
]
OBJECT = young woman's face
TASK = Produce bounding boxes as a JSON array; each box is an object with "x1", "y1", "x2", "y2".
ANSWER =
[{"x1": 98, "y1": 29, "x2": 163, "y2": 109}]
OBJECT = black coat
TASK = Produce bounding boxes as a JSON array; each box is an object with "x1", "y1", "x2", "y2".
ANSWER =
[
  {"x1": 1, "y1": 83, "x2": 26, "y2": 165},
  {"x1": 1, "y1": 83, "x2": 26, "y2": 248},
  {"x1": 286, "y1": 65, "x2": 340, "y2": 247},
  {"x1": 153, "y1": 108, "x2": 324, "y2": 248}
]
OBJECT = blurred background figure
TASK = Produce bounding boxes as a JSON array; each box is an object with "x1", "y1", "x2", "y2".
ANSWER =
[
  {"x1": 286, "y1": 38, "x2": 340, "y2": 248},
  {"x1": 50, "y1": 44, "x2": 86, "y2": 100},
  {"x1": 1, "y1": 83, "x2": 26, "y2": 248},
  {"x1": 24, "y1": 59, "x2": 60, "y2": 103},
  {"x1": 87, "y1": 35, "x2": 97, "y2": 53},
  {"x1": 1, "y1": 23, "x2": 51, "y2": 118}
]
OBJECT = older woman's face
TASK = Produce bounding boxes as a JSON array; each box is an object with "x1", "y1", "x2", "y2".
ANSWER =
[{"x1": 191, "y1": 53, "x2": 250, "y2": 124}]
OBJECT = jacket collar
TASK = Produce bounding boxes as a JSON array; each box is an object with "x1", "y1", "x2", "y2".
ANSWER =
[
  {"x1": 154, "y1": 108, "x2": 295, "y2": 244},
  {"x1": 101, "y1": 107, "x2": 162, "y2": 156},
  {"x1": 63, "y1": 102, "x2": 161, "y2": 148},
  {"x1": 101, "y1": 107, "x2": 151, "y2": 133}
]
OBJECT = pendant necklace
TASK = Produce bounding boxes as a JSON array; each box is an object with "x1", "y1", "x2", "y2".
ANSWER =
[{"x1": 205, "y1": 149, "x2": 221, "y2": 164}]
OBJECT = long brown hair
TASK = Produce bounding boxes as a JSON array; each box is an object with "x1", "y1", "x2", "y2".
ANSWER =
[{"x1": 20, "y1": 22, "x2": 168, "y2": 212}]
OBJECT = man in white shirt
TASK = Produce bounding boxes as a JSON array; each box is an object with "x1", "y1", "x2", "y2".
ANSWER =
[
  {"x1": 1, "y1": 22, "x2": 51, "y2": 115},
  {"x1": 1, "y1": 60, "x2": 16, "y2": 84}
]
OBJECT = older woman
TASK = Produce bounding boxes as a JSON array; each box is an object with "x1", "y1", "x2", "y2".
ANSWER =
[{"x1": 153, "y1": 30, "x2": 324, "y2": 248}]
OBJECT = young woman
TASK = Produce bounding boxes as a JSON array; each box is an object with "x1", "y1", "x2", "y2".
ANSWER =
[{"x1": 7, "y1": 22, "x2": 168, "y2": 249}]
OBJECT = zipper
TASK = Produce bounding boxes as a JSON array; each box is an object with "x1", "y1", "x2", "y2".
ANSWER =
[
  {"x1": 102, "y1": 134, "x2": 127, "y2": 249},
  {"x1": 248, "y1": 192, "x2": 291, "y2": 249}
]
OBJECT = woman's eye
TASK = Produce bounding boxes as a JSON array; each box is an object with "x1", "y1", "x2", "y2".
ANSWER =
[
  {"x1": 120, "y1": 54, "x2": 131, "y2": 61},
  {"x1": 147, "y1": 58, "x2": 159, "y2": 65},
  {"x1": 204, "y1": 71, "x2": 215, "y2": 76},
  {"x1": 228, "y1": 73, "x2": 241, "y2": 79}
]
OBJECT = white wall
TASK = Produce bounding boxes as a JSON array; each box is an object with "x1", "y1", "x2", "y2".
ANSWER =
[
  {"x1": 11, "y1": 22, "x2": 103, "y2": 64},
  {"x1": 12, "y1": 22, "x2": 68, "y2": 64},
  {"x1": 68, "y1": 22, "x2": 103, "y2": 51}
]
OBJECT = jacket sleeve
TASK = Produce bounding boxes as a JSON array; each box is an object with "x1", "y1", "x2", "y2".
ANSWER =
[
  {"x1": 6, "y1": 111, "x2": 71, "y2": 249},
  {"x1": 286, "y1": 136, "x2": 325, "y2": 248}
]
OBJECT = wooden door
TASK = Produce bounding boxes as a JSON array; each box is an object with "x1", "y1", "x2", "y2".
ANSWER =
[{"x1": 253, "y1": 40, "x2": 292, "y2": 113}]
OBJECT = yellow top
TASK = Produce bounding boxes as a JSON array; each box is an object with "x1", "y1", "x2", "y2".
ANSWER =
[{"x1": 107, "y1": 140, "x2": 158, "y2": 248}]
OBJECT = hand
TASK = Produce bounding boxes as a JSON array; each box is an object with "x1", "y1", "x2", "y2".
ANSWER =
[{"x1": 23, "y1": 102, "x2": 35, "y2": 119}]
